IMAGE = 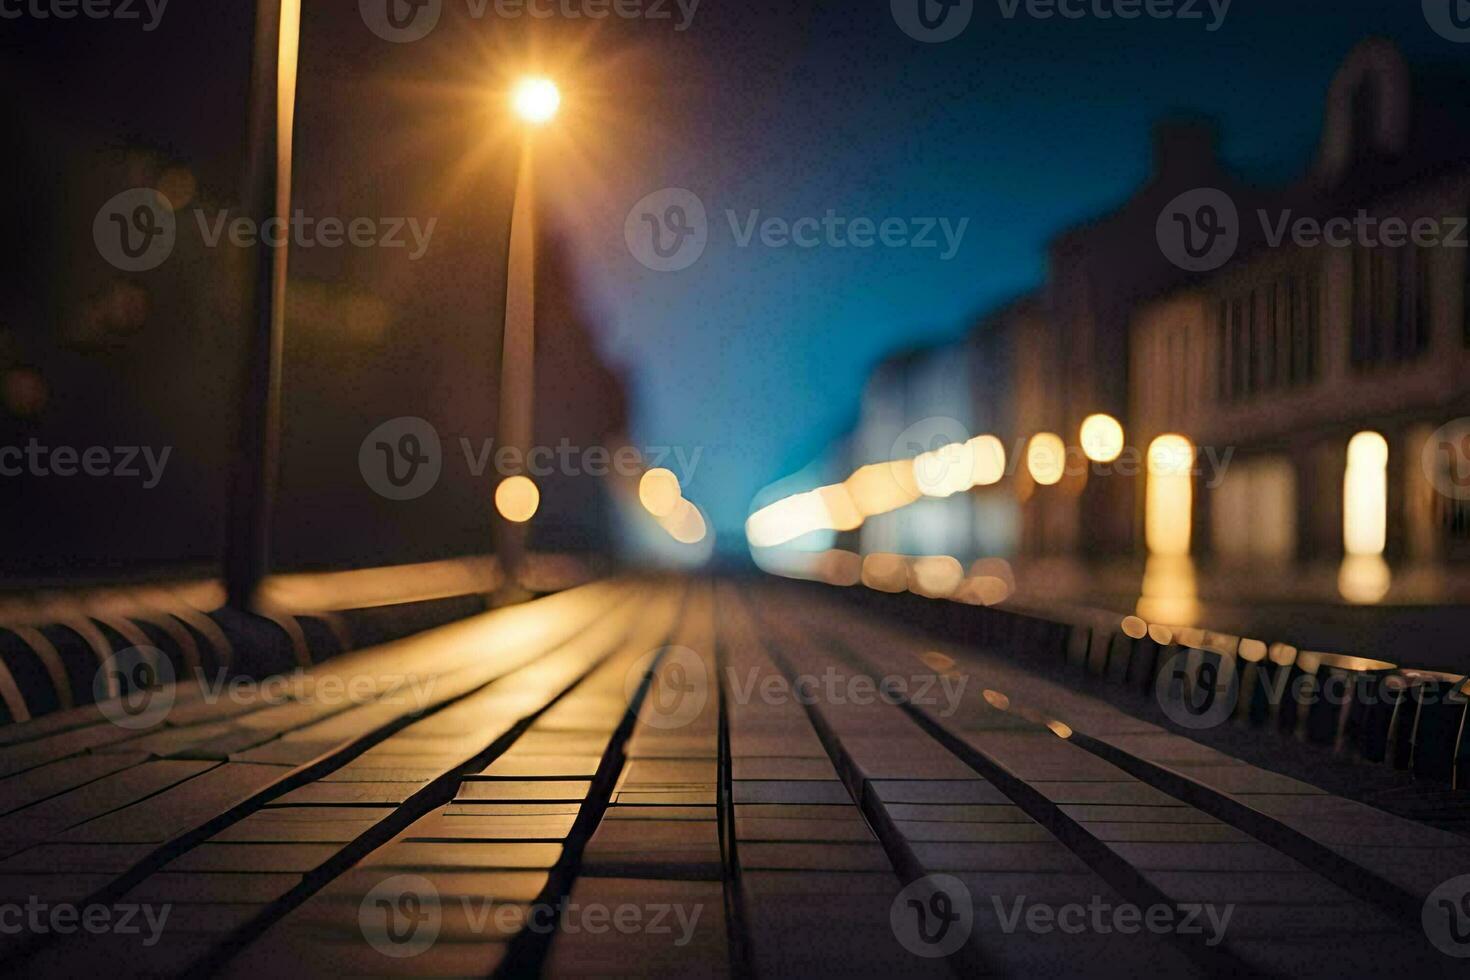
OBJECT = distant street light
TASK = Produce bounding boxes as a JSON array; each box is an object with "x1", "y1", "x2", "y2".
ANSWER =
[{"x1": 493, "y1": 76, "x2": 561, "y2": 598}]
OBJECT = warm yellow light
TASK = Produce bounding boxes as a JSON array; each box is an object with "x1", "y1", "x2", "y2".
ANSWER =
[
  {"x1": 845, "y1": 463, "x2": 920, "y2": 518},
  {"x1": 1347, "y1": 430, "x2": 1389, "y2": 470},
  {"x1": 1137, "y1": 554, "x2": 1199, "y2": 623},
  {"x1": 639, "y1": 468, "x2": 682, "y2": 518},
  {"x1": 746, "y1": 491, "x2": 828, "y2": 549},
  {"x1": 1027, "y1": 433, "x2": 1066, "y2": 486},
  {"x1": 1147, "y1": 433, "x2": 1195, "y2": 476},
  {"x1": 495, "y1": 476, "x2": 540, "y2": 523},
  {"x1": 663, "y1": 499, "x2": 708, "y2": 545},
  {"x1": 886, "y1": 459, "x2": 922, "y2": 500},
  {"x1": 512, "y1": 77, "x2": 561, "y2": 125},
  {"x1": 909, "y1": 555, "x2": 964, "y2": 598},
  {"x1": 1146, "y1": 435, "x2": 1194, "y2": 557},
  {"x1": 920, "y1": 651, "x2": 956, "y2": 672},
  {"x1": 1080, "y1": 414, "x2": 1125, "y2": 463},
  {"x1": 1344, "y1": 431, "x2": 1388, "y2": 557},
  {"x1": 913, "y1": 442, "x2": 974, "y2": 498},
  {"x1": 860, "y1": 553, "x2": 909, "y2": 593},
  {"x1": 817, "y1": 484, "x2": 863, "y2": 532},
  {"x1": 1238, "y1": 639, "x2": 1268, "y2": 663},
  {"x1": 1339, "y1": 554, "x2": 1391, "y2": 604},
  {"x1": 969, "y1": 435, "x2": 1006, "y2": 487},
  {"x1": 955, "y1": 557, "x2": 1015, "y2": 606}
]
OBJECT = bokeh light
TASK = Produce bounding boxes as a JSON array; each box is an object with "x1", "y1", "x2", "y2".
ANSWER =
[
  {"x1": 639, "y1": 468, "x2": 682, "y2": 518},
  {"x1": 969, "y1": 435, "x2": 1006, "y2": 486},
  {"x1": 913, "y1": 441, "x2": 974, "y2": 498},
  {"x1": 495, "y1": 476, "x2": 541, "y2": 524},
  {"x1": 1080, "y1": 413, "x2": 1125, "y2": 463},
  {"x1": 662, "y1": 498, "x2": 708, "y2": 544},
  {"x1": 1026, "y1": 433, "x2": 1066, "y2": 486},
  {"x1": 1344, "y1": 431, "x2": 1388, "y2": 557},
  {"x1": 1145, "y1": 434, "x2": 1195, "y2": 557}
]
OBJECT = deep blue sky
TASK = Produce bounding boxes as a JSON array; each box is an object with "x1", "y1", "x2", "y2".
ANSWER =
[{"x1": 561, "y1": 0, "x2": 1462, "y2": 546}]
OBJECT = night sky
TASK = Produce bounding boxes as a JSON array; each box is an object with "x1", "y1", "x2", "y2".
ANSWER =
[
  {"x1": 3, "y1": 1, "x2": 1464, "y2": 561},
  {"x1": 567, "y1": 0, "x2": 1463, "y2": 545}
]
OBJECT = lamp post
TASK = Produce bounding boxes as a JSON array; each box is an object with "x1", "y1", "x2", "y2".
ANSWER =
[
  {"x1": 492, "y1": 78, "x2": 560, "y2": 598},
  {"x1": 224, "y1": 0, "x2": 301, "y2": 611}
]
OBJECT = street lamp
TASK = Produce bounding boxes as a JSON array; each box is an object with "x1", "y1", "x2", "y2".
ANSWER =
[
  {"x1": 493, "y1": 77, "x2": 560, "y2": 600},
  {"x1": 224, "y1": 0, "x2": 301, "y2": 611},
  {"x1": 513, "y1": 77, "x2": 561, "y2": 126}
]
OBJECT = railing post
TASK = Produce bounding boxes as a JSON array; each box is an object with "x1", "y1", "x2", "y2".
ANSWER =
[{"x1": 492, "y1": 140, "x2": 536, "y2": 596}]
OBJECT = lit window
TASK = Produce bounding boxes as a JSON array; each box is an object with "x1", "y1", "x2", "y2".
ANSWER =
[
  {"x1": 1344, "y1": 431, "x2": 1388, "y2": 556},
  {"x1": 1146, "y1": 435, "x2": 1195, "y2": 557}
]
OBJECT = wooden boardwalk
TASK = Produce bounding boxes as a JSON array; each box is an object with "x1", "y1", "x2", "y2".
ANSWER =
[{"x1": 0, "y1": 578, "x2": 1466, "y2": 977}]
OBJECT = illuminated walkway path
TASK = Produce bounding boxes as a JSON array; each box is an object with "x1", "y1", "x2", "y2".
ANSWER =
[{"x1": 0, "y1": 580, "x2": 1466, "y2": 977}]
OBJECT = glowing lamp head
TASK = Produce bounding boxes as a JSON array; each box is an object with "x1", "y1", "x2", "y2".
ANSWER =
[{"x1": 513, "y1": 78, "x2": 561, "y2": 125}]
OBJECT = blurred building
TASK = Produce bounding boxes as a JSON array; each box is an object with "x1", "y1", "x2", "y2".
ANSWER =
[
  {"x1": 1133, "y1": 40, "x2": 1470, "y2": 568},
  {"x1": 815, "y1": 38, "x2": 1470, "y2": 574},
  {"x1": 0, "y1": 10, "x2": 629, "y2": 583}
]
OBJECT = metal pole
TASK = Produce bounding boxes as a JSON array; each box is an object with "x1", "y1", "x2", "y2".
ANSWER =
[
  {"x1": 225, "y1": 0, "x2": 301, "y2": 610},
  {"x1": 493, "y1": 138, "x2": 537, "y2": 595}
]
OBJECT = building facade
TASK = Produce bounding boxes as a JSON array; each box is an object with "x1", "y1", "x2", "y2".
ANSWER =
[
  {"x1": 820, "y1": 39, "x2": 1470, "y2": 579},
  {"x1": 1132, "y1": 39, "x2": 1470, "y2": 568}
]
